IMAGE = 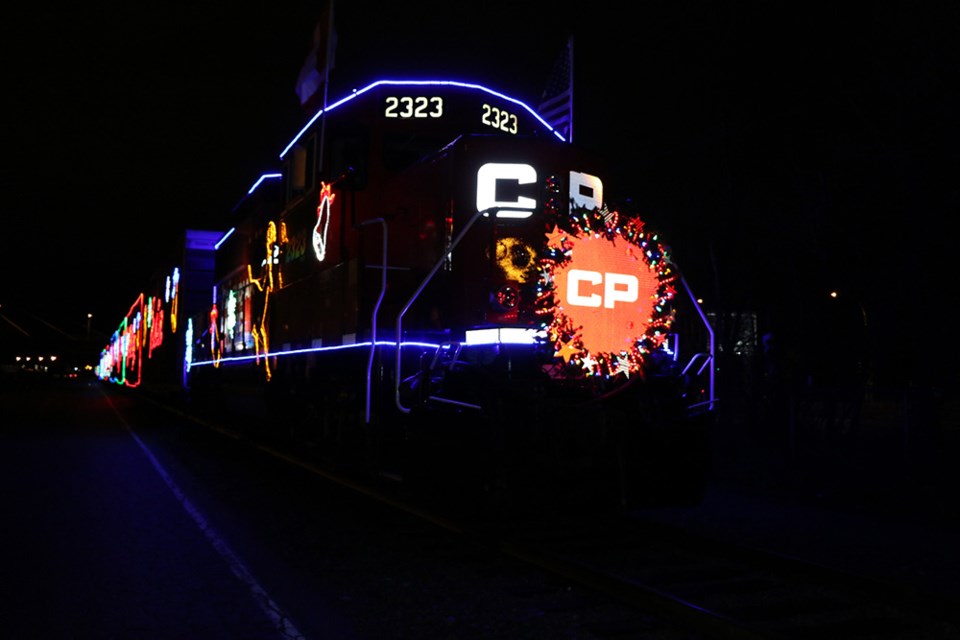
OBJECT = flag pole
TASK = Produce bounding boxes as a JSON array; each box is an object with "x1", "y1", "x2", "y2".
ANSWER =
[
  {"x1": 568, "y1": 35, "x2": 574, "y2": 143},
  {"x1": 317, "y1": 0, "x2": 334, "y2": 176}
]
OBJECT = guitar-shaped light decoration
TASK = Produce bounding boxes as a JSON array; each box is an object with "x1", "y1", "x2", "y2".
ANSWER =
[{"x1": 312, "y1": 181, "x2": 335, "y2": 262}]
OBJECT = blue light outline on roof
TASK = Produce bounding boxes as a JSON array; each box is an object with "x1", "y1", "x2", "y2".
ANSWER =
[
  {"x1": 280, "y1": 79, "x2": 567, "y2": 160},
  {"x1": 214, "y1": 227, "x2": 235, "y2": 250},
  {"x1": 247, "y1": 173, "x2": 283, "y2": 194}
]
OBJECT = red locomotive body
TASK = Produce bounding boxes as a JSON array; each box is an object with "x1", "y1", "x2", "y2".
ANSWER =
[{"x1": 99, "y1": 79, "x2": 716, "y2": 509}]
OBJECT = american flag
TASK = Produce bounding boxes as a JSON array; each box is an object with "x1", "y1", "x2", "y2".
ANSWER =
[{"x1": 537, "y1": 35, "x2": 574, "y2": 142}]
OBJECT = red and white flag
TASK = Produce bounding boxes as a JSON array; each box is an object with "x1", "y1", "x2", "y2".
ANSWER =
[{"x1": 295, "y1": 1, "x2": 337, "y2": 114}]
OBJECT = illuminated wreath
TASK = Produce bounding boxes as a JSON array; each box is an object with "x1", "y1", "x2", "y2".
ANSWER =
[
  {"x1": 535, "y1": 202, "x2": 678, "y2": 379},
  {"x1": 496, "y1": 236, "x2": 537, "y2": 282}
]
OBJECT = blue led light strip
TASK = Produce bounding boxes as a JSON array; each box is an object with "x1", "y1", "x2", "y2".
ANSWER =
[
  {"x1": 247, "y1": 173, "x2": 283, "y2": 194},
  {"x1": 214, "y1": 228, "x2": 235, "y2": 250},
  {"x1": 190, "y1": 340, "x2": 441, "y2": 368}
]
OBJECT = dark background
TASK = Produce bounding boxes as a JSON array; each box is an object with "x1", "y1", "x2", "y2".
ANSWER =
[{"x1": 2, "y1": 1, "x2": 956, "y2": 390}]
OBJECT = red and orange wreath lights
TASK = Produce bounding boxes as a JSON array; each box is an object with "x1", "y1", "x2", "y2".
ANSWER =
[{"x1": 536, "y1": 203, "x2": 677, "y2": 379}]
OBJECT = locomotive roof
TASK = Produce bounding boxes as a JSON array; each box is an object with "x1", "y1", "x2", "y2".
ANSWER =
[{"x1": 278, "y1": 78, "x2": 568, "y2": 161}]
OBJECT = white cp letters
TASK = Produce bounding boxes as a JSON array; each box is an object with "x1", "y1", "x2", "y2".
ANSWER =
[
  {"x1": 476, "y1": 164, "x2": 604, "y2": 219},
  {"x1": 569, "y1": 171, "x2": 603, "y2": 211},
  {"x1": 476, "y1": 163, "x2": 537, "y2": 219},
  {"x1": 567, "y1": 269, "x2": 638, "y2": 308}
]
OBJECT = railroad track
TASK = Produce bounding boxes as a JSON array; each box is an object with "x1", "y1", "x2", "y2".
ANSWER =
[
  {"x1": 452, "y1": 509, "x2": 960, "y2": 640},
  {"x1": 269, "y1": 438, "x2": 960, "y2": 640},
  {"x1": 147, "y1": 392, "x2": 960, "y2": 639}
]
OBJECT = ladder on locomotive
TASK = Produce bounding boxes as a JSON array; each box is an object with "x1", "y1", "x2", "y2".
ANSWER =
[{"x1": 424, "y1": 342, "x2": 483, "y2": 411}]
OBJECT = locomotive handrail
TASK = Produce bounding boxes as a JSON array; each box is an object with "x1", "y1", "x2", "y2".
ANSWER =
[
  {"x1": 682, "y1": 352, "x2": 713, "y2": 377},
  {"x1": 679, "y1": 275, "x2": 717, "y2": 411},
  {"x1": 395, "y1": 207, "x2": 498, "y2": 413},
  {"x1": 359, "y1": 217, "x2": 387, "y2": 424}
]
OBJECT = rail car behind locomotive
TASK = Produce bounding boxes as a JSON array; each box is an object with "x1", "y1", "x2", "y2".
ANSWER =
[{"x1": 98, "y1": 78, "x2": 716, "y2": 508}]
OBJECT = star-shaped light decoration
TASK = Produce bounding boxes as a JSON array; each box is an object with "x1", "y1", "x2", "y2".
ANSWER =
[
  {"x1": 580, "y1": 352, "x2": 597, "y2": 373},
  {"x1": 556, "y1": 340, "x2": 580, "y2": 363},
  {"x1": 615, "y1": 353, "x2": 632, "y2": 378}
]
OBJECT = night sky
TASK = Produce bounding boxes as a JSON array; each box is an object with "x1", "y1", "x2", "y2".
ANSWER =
[{"x1": 2, "y1": 2, "x2": 957, "y2": 387}]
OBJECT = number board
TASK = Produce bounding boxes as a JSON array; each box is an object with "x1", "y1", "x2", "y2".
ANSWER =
[
  {"x1": 379, "y1": 85, "x2": 548, "y2": 138},
  {"x1": 279, "y1": 80, "x2": 566, "y2": 164}
]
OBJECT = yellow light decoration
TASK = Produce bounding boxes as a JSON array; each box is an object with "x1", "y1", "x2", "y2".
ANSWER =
[
  {"x1": 247, "y1": 221, "x2": 281, "y2": 381},
  {"x1": 276, "y1": 222, "x2": 288, "y2": 288},
  {"x1": 170, "y1": 267, "x2": 180, "y2": 333},
  {"x1": 495, "y1": 237, "x2": 537, "y2": 282},
  {"x1": 555, "y1": 340, "x2": 579, "y2": 363}
]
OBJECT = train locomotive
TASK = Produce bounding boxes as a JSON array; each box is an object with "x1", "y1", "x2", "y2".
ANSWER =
[{"x1": 98, "y1": 78, "x2": 716, "y2": 510}]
